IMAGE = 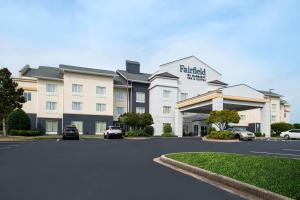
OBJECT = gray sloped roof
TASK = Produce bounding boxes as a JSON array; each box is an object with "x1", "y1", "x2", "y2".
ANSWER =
[
  {"x1": 207, "y1": 80, "x2": 228, "y2": 86},
  {"x1": 59, "y1": 64, "x2": 115, "y2": 76},
  {"x1": 151, "y1": 72, "x2": 178, "y2": 79},
  {"x1": 22, "y1": 66, "x2": 63, "y2": 79},
  {"x1": 114, "y1": 75, "x2": 127, "y2": 86},
  {"x1": 117, "y1": 70, "x2": 152, "y2": 83},
  {"x1": 258, "y1": 90, "x2": 282, "y2": 97}
]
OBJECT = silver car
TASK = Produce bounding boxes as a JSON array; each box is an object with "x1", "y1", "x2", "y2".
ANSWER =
[
  {"x1": 226, "y1": 127, "x2": 256, "y2": 141},
  {"x1": 104, "y1": 126, "x2": 123, "y2": 139}
]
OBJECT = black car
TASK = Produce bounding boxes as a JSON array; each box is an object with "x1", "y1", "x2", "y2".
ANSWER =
[{"x1": 63, "y1": 125, "x2": 79, "y2": 140}]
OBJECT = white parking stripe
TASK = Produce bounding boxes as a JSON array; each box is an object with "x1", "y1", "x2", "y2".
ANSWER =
[
  {"x1": 283, "y1": 149, "x2": 300, "y2": 152},
  {"x1": 0, "y1": 144, "x2": 19, "y2": 147},
  {"x1": 0, "y1": 147, "x2": 12, "y2": 150},
  {"x1": 250, "y1": 151, "x2": 300, "y2": 157}
]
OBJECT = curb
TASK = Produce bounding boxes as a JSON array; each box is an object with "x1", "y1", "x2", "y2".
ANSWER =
[
  {"x1": 202, "y1": 137, "x2": 240, "y2": 143},
  {"x1": 155, "y1": 155, "x2": 291, "y2": 200}
]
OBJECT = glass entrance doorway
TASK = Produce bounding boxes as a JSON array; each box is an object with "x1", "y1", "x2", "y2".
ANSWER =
[{"x1": 200, "y1": 126, "x2": 208, "y2": 136}]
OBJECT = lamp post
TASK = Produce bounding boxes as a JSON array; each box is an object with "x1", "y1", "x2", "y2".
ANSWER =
[{"x1": 269, "y1": 89, "x2": 274, "y2": 136}]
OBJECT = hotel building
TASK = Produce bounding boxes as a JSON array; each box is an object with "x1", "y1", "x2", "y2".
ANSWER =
[{"x1": 15, "y1": 56, "x2": 290, "y2": 137}]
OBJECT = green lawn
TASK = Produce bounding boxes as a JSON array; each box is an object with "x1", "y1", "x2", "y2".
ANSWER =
[{"x1": 167, "y1": 152, "x2": 300, "y2": 199}]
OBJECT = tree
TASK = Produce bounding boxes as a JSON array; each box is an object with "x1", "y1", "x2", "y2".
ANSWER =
[
  {"x1": 118, "y1": 112, "x2": 139, "y2": 130},
  {"x1": 206, "y1": 110, "x2": 240, "y2": 131},
  {"x1": 0, "y1": 68, "x2": 25, "y2": 135},
  {"x1": 271, "y1": 122, "x2": 293, "y2": 135},
  {"x1": 293, "y1": 123, "x2": 300, "y2": 129},
  {"x1": 6, "y1": 108, "x2": 31, "y2": 131},
  {"x1": 138, "y1": 113, "x2": 153, "y2": 128}
]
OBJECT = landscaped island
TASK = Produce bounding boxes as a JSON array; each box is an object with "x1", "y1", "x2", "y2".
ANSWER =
[{"x1": 167, "y1": 152, "x2": 300, "y2": 199}]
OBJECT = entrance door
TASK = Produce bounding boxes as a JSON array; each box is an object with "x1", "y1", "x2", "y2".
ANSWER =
[
  {"x1": 200, "y1": 126, "x2": 208, "y2": 136},
  {"x1": 194, "y1": 125, "x2": 199, "y2": 136}
]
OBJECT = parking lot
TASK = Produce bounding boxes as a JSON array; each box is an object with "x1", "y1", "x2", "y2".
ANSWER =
[{"x1": 0, "y1": 138, "x2": 299, "y2": 200}]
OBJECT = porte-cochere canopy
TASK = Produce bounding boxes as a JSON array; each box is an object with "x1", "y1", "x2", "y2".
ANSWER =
[{"x1": 174, "y1": 84, "x2": 271, "y2": 137}]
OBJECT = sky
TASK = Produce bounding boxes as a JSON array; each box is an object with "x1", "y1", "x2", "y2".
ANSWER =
[{"x1": 0, "y1": 0, "x2": 299, "y2": 122}]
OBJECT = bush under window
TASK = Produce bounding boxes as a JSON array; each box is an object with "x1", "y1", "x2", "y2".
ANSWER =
[
  {"x1": 6, "y1": 109, "x2": 31, "y2": 131},
  {"x1": 207, "y1": 131, "x2": 235, "y2": 140},
  {"x1": 9, "y1": 130, "x2": 42, "y2": 136}
]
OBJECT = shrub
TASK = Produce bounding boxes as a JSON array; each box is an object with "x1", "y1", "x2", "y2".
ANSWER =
[
  {"x1": 144, "y1": 125, "x2": 154, "y2": 136},
  {"x1": 162, "y1": 132, "x2": 175, "y2": 137},
  {"x1": 208, "y1": 127, "x2": 216, "y2": 135},
  {"x1": 255, "y1": 132, "x2": 262, "y2": 137},
  {"x1": 293, "y1": 123, "x2": 300, "y2": 129},
  {"x1": 9, "y1": 130, "x2": 42, "y2": 136},
  {"x1": 126, "y1": 130, "x2": 148, "y2": 137},
  {"x1": 207, "y1": 131, "x2": 235, "y2": 140},
  {"x1": 163, "y1": 123, "x2": 172, "y2": 134},
  {"x1": 6, "y1": 109, "x2": 31, "y2": 131},
  {"x1": 271, "y1": 122, "x2": 293, "y2": 135}
]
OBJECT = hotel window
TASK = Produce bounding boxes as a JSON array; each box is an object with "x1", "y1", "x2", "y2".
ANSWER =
[
  {"x1": 96, "y1": 103, "x2": 106, "y2": 112},
  {"x1": 72, "y1": 102, "x2": 82, "y2": 111},
  {"x1": 115, "y1": 89, "x2": 125, "y2": 100},
  {"x1": 96, "y1": 86, "x2": 106, "y2": 96},
  {"x1": 163, "y1": 90, "x2": 171, "y2": 98},
  {"x1": 163, "y1": 106, "x2": 171, "y2": 114},
  {"x1": 271, "y1": 115, "x2": 276, "y2": 122},
  {"x1": 180, "y1": 93, "x2": 188, "y2": 100},
  {"x1": 46, "y1": 83, "x2": 57, "y2": 94},
  {"x1": 24, "y1": 92, "x2": 32, "y2": 102},
  {"x1": 271, "y1": 104, "x2": 277, "y2": 112},
  {"x1": 284, "y1": 112, "x2": 287, "y2": 118},
  {"x1": 95, "y1": 122, "x2": 107, "y2": 134},
  {"x1": 72, "y1": 84, "x2": 83, "y2": 94},
  {"x1": 46, "y1": 101, "x2": 57, "y2": 111},
  {"x1": 136, "y1": 92, "x2": 145, "y2": 103},
  {"x1": 116, "y1": 107, "x2": 125, "y2": 115},
  {"x1": 71, "y1": 121, "x2": 83, "y2": 134},
  {"x1": 136, "y1": 107, "x2": 145, "y2": 114},
  {"x1": 46, "y1": 120, "x2": 58, "y2": 134},
  {"x1": 240, "y1": 114, "x2": 246, "y2": 121}
]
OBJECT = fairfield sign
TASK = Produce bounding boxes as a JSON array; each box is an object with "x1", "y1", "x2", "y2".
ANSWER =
[{"x1": 179, "y1": 65, "x2": 206, "y2": 81}]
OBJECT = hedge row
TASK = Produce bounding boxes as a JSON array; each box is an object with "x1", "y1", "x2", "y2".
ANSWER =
[
  {"x1": 126, "y1": 125, "x2": 154, "y2": 137},
  {"x1": 9, "y1": 130, "x2": 43, "y2": 136},
  {"x1": 207, "y1": 131, "x2": 235, "y2": 140}
]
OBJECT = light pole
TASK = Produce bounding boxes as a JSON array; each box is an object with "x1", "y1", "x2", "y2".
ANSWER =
[{"x1": 269, "y1": 89, "x2": 274, "y2": 136}]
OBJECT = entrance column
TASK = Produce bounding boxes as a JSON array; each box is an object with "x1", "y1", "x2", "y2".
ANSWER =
[
  {"x1": 261, "y1": 103, "x2": 271, "y2": 137},
  {"x1": 212, "y1": 97, "x2": 223, "y2": 111},
  {"x1": 175, "y1": 108, "x2": 183, "y2": 137},
  {"x1": 212, "y1": 97, "x2": 223, "y2": 130}
]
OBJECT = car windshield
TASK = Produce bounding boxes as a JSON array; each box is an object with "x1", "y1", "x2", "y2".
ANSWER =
[
  {"x1": 66, "y1": 127, "x2": 76, "y2": 131},
  {"x1": 234, "y1": 128, "x2": 246, "y2": 131},
  {"x1": 110, "y1": 126, "x2": 120, "y2": 130}
]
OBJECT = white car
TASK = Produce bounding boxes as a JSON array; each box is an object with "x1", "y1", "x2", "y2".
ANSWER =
[
  {"x1": 104, "y1": 126, "x2": 123, "y2": 139},
  {"x1": 280, "y1": 129, "x2": 300, "y2": 139},
  {"x1": 226, "y1": 127, "x2": 255, "y2": 141}
]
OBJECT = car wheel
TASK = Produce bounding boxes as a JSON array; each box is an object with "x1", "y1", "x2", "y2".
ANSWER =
[
  {"x1": 284, "y1": 135, "x2": 290, "y2": 140},
  {"x1": 235, "y1": 134, "x2": 240, "y2": 140}
]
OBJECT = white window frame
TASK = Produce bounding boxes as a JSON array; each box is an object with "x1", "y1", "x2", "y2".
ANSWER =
[
  {"x1": 46, "y1": 83, "x2": 57, "y2": 95},
  {"x1": 136, "y1": 107, "x2": 145, "y2": 114},
  {"x1": 95, "y1": 122, "x2": 107, "y2": 134},
  {"x1": 136, "y1": 92, "x2": 145, "y2": 103},
  {"x1": 72, "y1": 84, "x2": 83, "y2": 95},
  {"x1": 163, "y1": 106, "x2": 171, "y2": 114},
  {"x1": 115, "y1": 89, "x2": 125, "y2": 100},
  {"x1": 116, "y1": 107, "x2": 125, "y2": 115},
  {"x1": 96, "y1": 103, "x2": 106, "y2": 112},
  {"x1": 180, "y1": 93, "x2": 188, "y2": 101},
  {"x1": 46, "y1": 120, "x2": 58, "y2": 134},
  {"x1": 24, "y1": 92, "x2": 32, "y2": 102},
  {"x1": 46, "y1": 101, "x2": 57, "y2": 112},
  {"x1": 271, "y1": 115, "x2": 276, "y2": 122},
  {"x1": 72, "y1": 102, "x2": 82, "y2": 111},
  {"x1": 163, "y1": 90, "x2": 171, "y2": 98},
  {"x1": 271, "y1": 104, "x2": 277, "y2": 112},
  {"x1": 96, "y1": 86, "x2": 106, "y2": 97},
  {"x1": 240, "y1": 114, "x2": 246, "y2": 121},
  {"x1": 71, "y1": 121, "x2": 83, "y2": 134}
]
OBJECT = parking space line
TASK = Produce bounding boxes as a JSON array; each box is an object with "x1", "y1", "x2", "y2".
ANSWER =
[
  {"x1": 0, "y1": 147, "x2": 12, "y2": 150},
  {"x1": 283, "y1": 149, "x2": 300, "y2": 152},
  {"x1": 0, "y1": 144, "x2": 19, "y2": 147},
  {"x1": 250, "y1": 151, "x2": 300, "y2": 157}
]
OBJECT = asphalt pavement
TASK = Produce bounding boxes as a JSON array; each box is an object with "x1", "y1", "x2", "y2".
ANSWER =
[{"x1": 0, "y1": 138, "x2": 299, "y2": 200}]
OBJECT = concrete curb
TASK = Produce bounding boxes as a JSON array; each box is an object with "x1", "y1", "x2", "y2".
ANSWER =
[
  {"x1": 202, "y1": 137, "x2": 240, "y2": 143},
  {"x1": 155, "y1": 154, "x2": 291, "y2": 200}
]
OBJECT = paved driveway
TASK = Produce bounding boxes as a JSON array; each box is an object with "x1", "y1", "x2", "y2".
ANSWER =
[{"x1": 0, "y1": 138, "x2": 299, "y2": 200}]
